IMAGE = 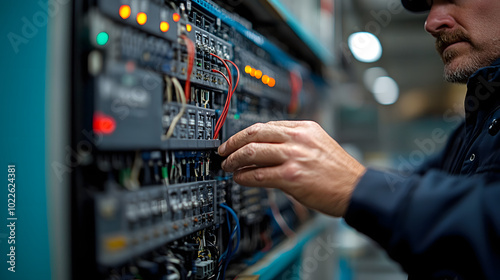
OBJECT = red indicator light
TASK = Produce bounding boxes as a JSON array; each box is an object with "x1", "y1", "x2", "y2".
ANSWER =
[
  {"x1": 173, "y1": 13, "x2": 181, "y2": 22},
  {"x1": 137, "y1": 12, "x2": 147, "y2": 25},
  {"x1": 93, "y1": 113, "x2": 116, "y2": 134},
  {"x1": 119, "y1": 5, "x2": 131, "y2": 19},
  {"x1": 160, "y1": 21, "x2": 170, "y2": 32}
]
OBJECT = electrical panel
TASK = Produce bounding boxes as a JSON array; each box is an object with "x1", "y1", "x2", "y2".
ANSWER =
[{"x1": 70, "y1": 0, "x2": 314, "y2": 279}]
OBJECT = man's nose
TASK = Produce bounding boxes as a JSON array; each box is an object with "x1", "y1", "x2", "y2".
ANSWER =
[{"x1": 424, "y1": 2, "x2": 457, "y2": 37}]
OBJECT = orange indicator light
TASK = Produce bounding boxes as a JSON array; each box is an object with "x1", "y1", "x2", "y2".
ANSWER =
[
  {"x1": 137, "y1": 12, "x2": 147, "y2": 25},
  {"x1": 186, "y1": 24, "x2": 192, "y2": 32},
  {"x1": 119, "y1": 5, "x2": 131, "y2": 19},
  {"x1": 173, "y1": 13, "x2": 181, "y2": 22},
  {"x1": 268, "y1": 78, "x2": 276, "y2": 87},
  {"x1": 160, "y1": 21, "x2": 170, "y2": 32},
  {"x1": 244, "y1": 65, "x2": 251, "y2": 74},
  {"x1": 250, "y1": 68, "x2": 256, "y2": 77},
  {"x1": 262, "y1": 75, "x2": 270, "y2": 84},
  {"x1": 255, "y1": 70, "x2": 263, "y2": 79}
]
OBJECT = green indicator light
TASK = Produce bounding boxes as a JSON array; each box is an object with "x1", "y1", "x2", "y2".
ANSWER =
[
  {"x1": 96, "y1": 32, "x2": 109, "y2": 46},
  {"x1": 234, "y1": 114, "x2": 240, "y2": 120}
]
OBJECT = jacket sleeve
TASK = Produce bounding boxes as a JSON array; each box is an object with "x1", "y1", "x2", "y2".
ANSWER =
[{"x1": 344, "y1": 168, "x2": 500, "y2": 279}]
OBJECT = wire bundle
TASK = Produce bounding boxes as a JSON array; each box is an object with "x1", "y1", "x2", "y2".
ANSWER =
[
  {"x1": 162, "y1": 77, "x2": 187, "y2": 140},
  {"x1": 218, "y1": 203, "x2": 240, "y2": 280},
  {"x1": 210, "y1": 53, "x2": 240, "y2": 139}
]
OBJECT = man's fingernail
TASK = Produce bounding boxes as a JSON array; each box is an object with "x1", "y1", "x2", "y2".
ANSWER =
[
  {"x1": 219, "y1": 143, "x2": 226, "y2": 155},
  {"x1": 221, "y1": 159, "x2": 226, "y2": 170}
]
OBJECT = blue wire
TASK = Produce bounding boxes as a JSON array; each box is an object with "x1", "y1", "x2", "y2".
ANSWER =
[
  {"x1": 219, "y1": 210, "x2": 233, "y2": 262},
  {"x1": 220, "y1": 204, "x2": 233, "y2": 280},
  {"x1": 224, "y1": 227, "x2": 233, "y2": 280},
  {"x1": 220, "y1": 203, "x2": 240, "y2": 252},
  {"x1": 218, "y1": 206, "x2": 232, "y2": 279},
  {"x1": 222, "y1": 204, "x2": 240, "y2": 253},
  {"x1": 226, "y1": 209, "x2": 232, "y2": 237},
  {"x1": 219, "y1": 203, "x2": 241, "y2": 280}
]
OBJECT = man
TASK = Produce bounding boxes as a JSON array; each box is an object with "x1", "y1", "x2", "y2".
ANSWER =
[{"x1": 218, "y1": 0, "x2": 500, "y2": 279}]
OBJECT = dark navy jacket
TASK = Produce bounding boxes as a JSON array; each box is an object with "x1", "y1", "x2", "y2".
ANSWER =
[{"x1": 345, "y1": 59, "x2": 500, "y2": 280}]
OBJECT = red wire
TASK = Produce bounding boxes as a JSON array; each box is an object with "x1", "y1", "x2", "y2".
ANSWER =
[
  {"x1": 288, "y1": 71, "x2": 302, "y2": 114},
  {"x1": 214, "y1": 88, "x2": 232, "y2": 139},
  {"x1": 181, "y1": 35, "x2": 195, "y2": 101},
  {"x1": 224, "y1": 60, "x2": 240, "y2": 95},
  {"x1": 214, "y1": 60, "x2": 240, "y2": 137},
  {"x1": 260, "y1": 231, "x2": 273, "y2": 252},
  {"x1": 210, "y1": 53, "x2": 232, "y2": 87},
  {"x1": 220, "y1": 60, "x2": 240, "y2": 126},
  {"x1": 212, "y1": 69, "x2": 232, "y2": 134},
  {"x1": 212, "y1": 69, "x2": 232, "y2": 93},
  {"x1": 210, "y1": 54, "x2": 235, "y2": 139},
  {"x1": 212, "y1": 69, "x2": 232, "y2": 133},
  {"x1": 209, "y1": 55, "x2": 241, "y2": 139},
  {"x1": 213, "y1": 61, "x2": 239, "y2": 139}
]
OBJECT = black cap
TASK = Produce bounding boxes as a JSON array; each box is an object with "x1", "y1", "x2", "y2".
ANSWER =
[{"x1": 402, "y1": 0, "x2": 431, "y2": 12}]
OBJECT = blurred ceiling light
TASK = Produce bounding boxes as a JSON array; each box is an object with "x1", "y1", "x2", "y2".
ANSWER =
[
  {"x1": 372, "y1": 76, "x2": 399, "y2": 105},
  {"x1": 348, "y1": 32, "x2": 382, "y2": 63},
  {"x1": 363, "y1": 67, "x2": 388, "y2": 91}
]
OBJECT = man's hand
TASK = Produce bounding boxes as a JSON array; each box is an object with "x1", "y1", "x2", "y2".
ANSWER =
[{"x1": 218, "y1": 121, "x2": 366, "y2": 217}]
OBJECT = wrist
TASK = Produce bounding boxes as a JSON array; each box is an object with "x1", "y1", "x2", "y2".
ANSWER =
[{"x1": 340, "y1": 164, "x2": 367, "y2": 217}]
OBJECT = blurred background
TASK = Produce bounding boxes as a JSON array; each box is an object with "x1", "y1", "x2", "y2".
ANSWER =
[
  {"x1": 277, "y1": 0, "x2": 465, "y2": 165},
  {"x1": 0, "y1": 0, "x2": 467, "y2": 279}
]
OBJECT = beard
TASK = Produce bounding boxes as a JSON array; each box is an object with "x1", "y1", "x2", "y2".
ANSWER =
[
  {"x1": 436, "y1": 30, "x2": 499, "y2": 84},
  {"x1": 442, "y1": 49, "x2": 485, "y2": 84}
]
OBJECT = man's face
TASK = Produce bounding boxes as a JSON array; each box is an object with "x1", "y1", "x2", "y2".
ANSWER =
[{"x1": 425, "y1": 0, "x2": 500, "y2": 83}]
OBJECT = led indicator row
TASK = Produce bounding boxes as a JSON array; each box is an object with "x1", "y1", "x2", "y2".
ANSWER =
[
  {"x1": 118, "y1": 5, "x2": 180, "y2": 31},
  {"x1": 244, "y1": 65, "x2": 275, "y2": 87},
  {"x1": 96, "y1": 7, "x2": 186, "y2": 46}
]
